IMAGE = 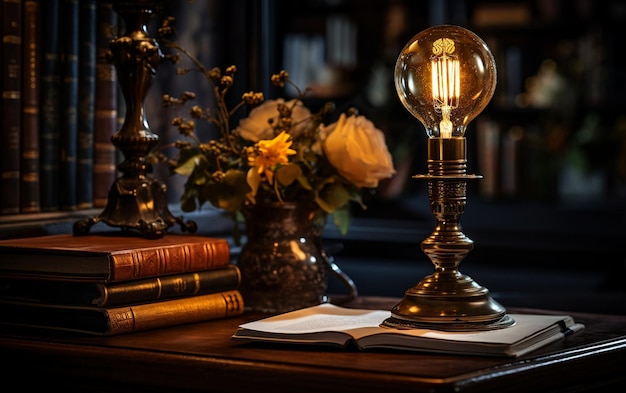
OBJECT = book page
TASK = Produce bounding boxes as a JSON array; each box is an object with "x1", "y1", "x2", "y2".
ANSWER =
[{"x1": 239, "y1": 303, "x2": 390, "y2": 334}]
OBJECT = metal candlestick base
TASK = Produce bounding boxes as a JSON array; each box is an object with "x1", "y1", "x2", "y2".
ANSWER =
[
  {"x1": 74, "y1": 0, "x2": 196, "y2": 239},
  {"x1": 383, "y1": 137, "x2": 514, "y2": 331}
]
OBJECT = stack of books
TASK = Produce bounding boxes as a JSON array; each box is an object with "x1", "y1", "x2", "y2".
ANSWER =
[{"x1": 0, "y1": 233, "x2": 244, "y2": 335}]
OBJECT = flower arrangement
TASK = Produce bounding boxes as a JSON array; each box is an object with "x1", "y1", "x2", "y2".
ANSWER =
[{"x1": 154, "y1": 23, "x2": 396, "y2": 241}]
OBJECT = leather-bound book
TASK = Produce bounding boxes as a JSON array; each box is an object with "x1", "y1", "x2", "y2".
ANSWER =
[
  {"x1": 1, "y1": 0, "x2": 23, "y2": 214},
  {"x1": 59, "y1": 0, "x2": 79, "y2": 211},
  {"x1": 20, "y1": 0, "x2": 41, "y2": 213},
  {"x1": 0, "y1": 233, "x2": 232, "y2": 283},
  {"x1": 93, "y1": 0, "x2": 118, "y2": 208},
  {"x1": 39, "y1": 0, "x2": 61, "y2": 212},
  {"x1": 76, "y1": 0, "x2": 97, "y2": 210},
  {"x1": 0, "y1": 289, "x2": 244, "y2": 336},
  {"x1": 0, "y1": 265, "x2": 241, "y2": 307}
]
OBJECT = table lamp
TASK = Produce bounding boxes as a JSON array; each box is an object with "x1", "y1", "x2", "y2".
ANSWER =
[{"x1": 383, "y1": 25, "x2": 514, "y2": 331}]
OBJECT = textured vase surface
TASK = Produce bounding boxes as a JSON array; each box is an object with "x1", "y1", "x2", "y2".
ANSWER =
[{"x1": 237, "y1": 202, "x2": 332, "y2": 313}]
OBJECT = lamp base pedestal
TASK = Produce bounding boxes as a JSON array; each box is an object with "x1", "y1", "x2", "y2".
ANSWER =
[
  {"x1": 73, "y1": 176, "x2": 197, "y2": 239},
  {"x1": 382, "y1": 315, "x2": 515, "y2": 331},
  {"x1": 383, "y1": 271, "x2": 514, "y2": 331},
  {"x1": 385, "y1": 137, "x2": 514, "y2": 331}
]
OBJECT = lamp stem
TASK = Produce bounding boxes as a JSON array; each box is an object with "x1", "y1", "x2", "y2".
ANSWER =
[{"x1": 383, "y1": 137, "x2": 513, "y2": 331}]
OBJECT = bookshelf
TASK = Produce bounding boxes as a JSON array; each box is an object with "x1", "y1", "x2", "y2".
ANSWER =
[
  {"x1": 0, "y1": 0, "x2": 226, "y2": 233},
  {"x1": 3, "y1": 0, "x2": 625, "y2": 214}
]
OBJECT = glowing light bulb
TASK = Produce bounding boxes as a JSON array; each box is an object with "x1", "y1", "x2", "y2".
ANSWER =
[{"x1": 395, "y1": 25, "x2": 496, "y2": 138}]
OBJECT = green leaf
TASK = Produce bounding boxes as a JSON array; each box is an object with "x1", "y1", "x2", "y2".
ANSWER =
[
  {"x1": 276, "y1": 163, "x2": 301, "y2": 186},
  {"x1": 296, "y1": 172, "x2": 313, "y2": 190},
  {"x1": 331, "y1": 205, "x2": 351, "y2": 236},
  {"x1": 174, "y1": 149, "x2": 212, "y2": 177},
  {"x1": 246, "y1": 168, "x2": 260, "y2": 202},
  {"x1": 204, "y1": 169, "x2": 249, "y2": 213},
  {"x1": 315, "y1": 180, "x2": 351, "y2": 213},
  {"x1": 179, "y1": 181, "x2": 199, "y2": 211}
]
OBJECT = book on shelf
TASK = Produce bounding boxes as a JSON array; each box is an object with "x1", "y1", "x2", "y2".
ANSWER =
[
  {"x1": 20, "y1": 0, "x2": 41, "y2": 213},
  {"x1": 231, "y1": 303, "x2": 585, "y2": 358},
  {"x1": 76, "y1": 0, "x2": 97, "y2": 210},
  {"x1": 0, "y1": 233, "x2": 231, "y2": 283},
  {"x1": 0, "y1": 289, "x2": 244, "y2": 336},
  {"x1": 0, "y1": 264, "x2": 241, "y2": 307},
  {"x1": 39, "y1": 0, "x2": 61, "y2": 212},
  {"x1": 1, "y1": 0, "x2": 23, "y2": 214},
  {"x1": 93, "y1": 0, "x2": 119, "y2": 208},
  {"x1": 59, "y1": 0, "x2": 79, "y2": 211}
]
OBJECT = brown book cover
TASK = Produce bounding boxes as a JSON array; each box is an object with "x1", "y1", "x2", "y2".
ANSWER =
[
  {"x1": 93, "y1": 1, "x2": 118, "y2": 208},
  {"x1": 0, "y1": 289, "x2": 244, "y2": 335},
  {"x1": 20, "y1": 0, "x2": 40, "y2": 213},
  {"x1": 0, "y1": 233, "x2": 231, "y2": 282},
  {"x1": 0, "y1": 265, "x2": 241, "y2": 307},
  {"x1": 1, "y1": 0, "x2": 23, "y2": 214}
]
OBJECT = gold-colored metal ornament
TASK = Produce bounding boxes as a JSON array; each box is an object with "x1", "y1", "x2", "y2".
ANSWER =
[{"x1": 74, "y1": 0, "x2": 196, "y2": 239}]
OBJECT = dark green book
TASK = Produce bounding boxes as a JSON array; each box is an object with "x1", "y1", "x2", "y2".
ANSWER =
[
  {"x1": 39, "y1": 0, "x2": 61, "y2": 212},
  {"x1": 0, "y1": 265, "x2": 240, "y2": 307},
  {"x1": 59, "y1": 0, "x2": 79, "y2": 211},
  {"x1": 76, "y1": 0, "x2": 97, "y2": 209}
]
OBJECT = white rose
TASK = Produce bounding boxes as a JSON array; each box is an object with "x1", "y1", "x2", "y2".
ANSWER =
[
  {"x1": 321, "y1": 113, "x2": 396, "y2": 188},
  {"x1": 237, "y1": 98, "x2": 312, "y2": 142}
]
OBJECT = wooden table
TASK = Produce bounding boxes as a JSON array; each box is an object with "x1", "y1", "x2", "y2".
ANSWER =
[{"x1": 1, "y1": 297, "x2": 625, "y2": 392}]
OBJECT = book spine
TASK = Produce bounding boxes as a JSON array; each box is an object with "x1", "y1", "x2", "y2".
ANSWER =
[
  {"x1": 93, "y1": 1, "x2": 118, "y2": 208},
  {"x1": 0, "y1": 265, "x2": 240, "y2": 307},
  {"x1": 106, "y1": 290, "x2": 244, "y2": 335},
  {"x1": 1, "y1": 0, "x2": 22, "y2": 214},
  {"x1": 20, "y1": 0, "x2": 40, "y2": 213},
  {"x1": 59, "y1": 0, "x2": 78, "y2": 211},
  {"x1": 110, "y1": 238, "x2": 231, "y2": 282},
  {"x1": 76, "y1": 0, "x2": 96, "y2": 209},
  {"x1": 100, "y1": 265, "x2": 241, "y2": 307},
  {"x1": 39, "y1": 0, "x2": 61, "y2": 212}
]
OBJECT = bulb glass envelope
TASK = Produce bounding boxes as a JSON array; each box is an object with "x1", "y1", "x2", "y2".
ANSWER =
[{"x1": 394, "y1": 25, "x2": 497, "y2": 138}]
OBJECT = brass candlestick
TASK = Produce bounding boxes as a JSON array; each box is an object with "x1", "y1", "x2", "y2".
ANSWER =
[
  {"x1": 74, "y1": 0, "x2": 196, "y2": 238},
  {"x1": 383, "y1": 25, "x2": 513, "y2": 331}
]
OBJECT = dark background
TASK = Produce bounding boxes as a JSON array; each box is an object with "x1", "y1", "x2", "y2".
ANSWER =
[
  {"x1": 2, "y1": 0, "x2": 625, "y2": 314},
  {"x1": 155, "y1": 0, "x2": 626, "y2": 314}
]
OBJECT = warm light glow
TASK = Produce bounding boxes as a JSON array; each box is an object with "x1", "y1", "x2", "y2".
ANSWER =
[
  {"x1": 430, "y1": 37, "x2": 460, "y2": 138},
  {"x1": 395, "y1": 25, "x2": 496, "y2": 138}
]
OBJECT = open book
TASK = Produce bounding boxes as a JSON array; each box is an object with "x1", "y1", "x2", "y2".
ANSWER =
[{"x1": 232, "y1": 304, "x2": 584, "y2": 357}]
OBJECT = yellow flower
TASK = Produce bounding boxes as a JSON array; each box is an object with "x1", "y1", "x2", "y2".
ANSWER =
[{"x1": 248, "y1": 131, "x2": 296, "y2": 185}]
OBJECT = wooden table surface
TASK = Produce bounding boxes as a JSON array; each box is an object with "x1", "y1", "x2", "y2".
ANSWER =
[{"x1": 1, "y1": 297, "x2": 625, "y2": 392}]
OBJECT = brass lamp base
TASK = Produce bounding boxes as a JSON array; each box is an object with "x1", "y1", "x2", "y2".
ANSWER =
[
  {"x1": 383, "y1": 271, "x2": 514, "y2": 331},
  {"x1": 383, "y1": 137, "x2": 514, "y2": 331}
]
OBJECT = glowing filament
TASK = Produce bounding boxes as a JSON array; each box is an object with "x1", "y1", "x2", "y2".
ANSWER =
[{"x1": 430, "y1": 38, "x2": 460, "y2": 138}]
